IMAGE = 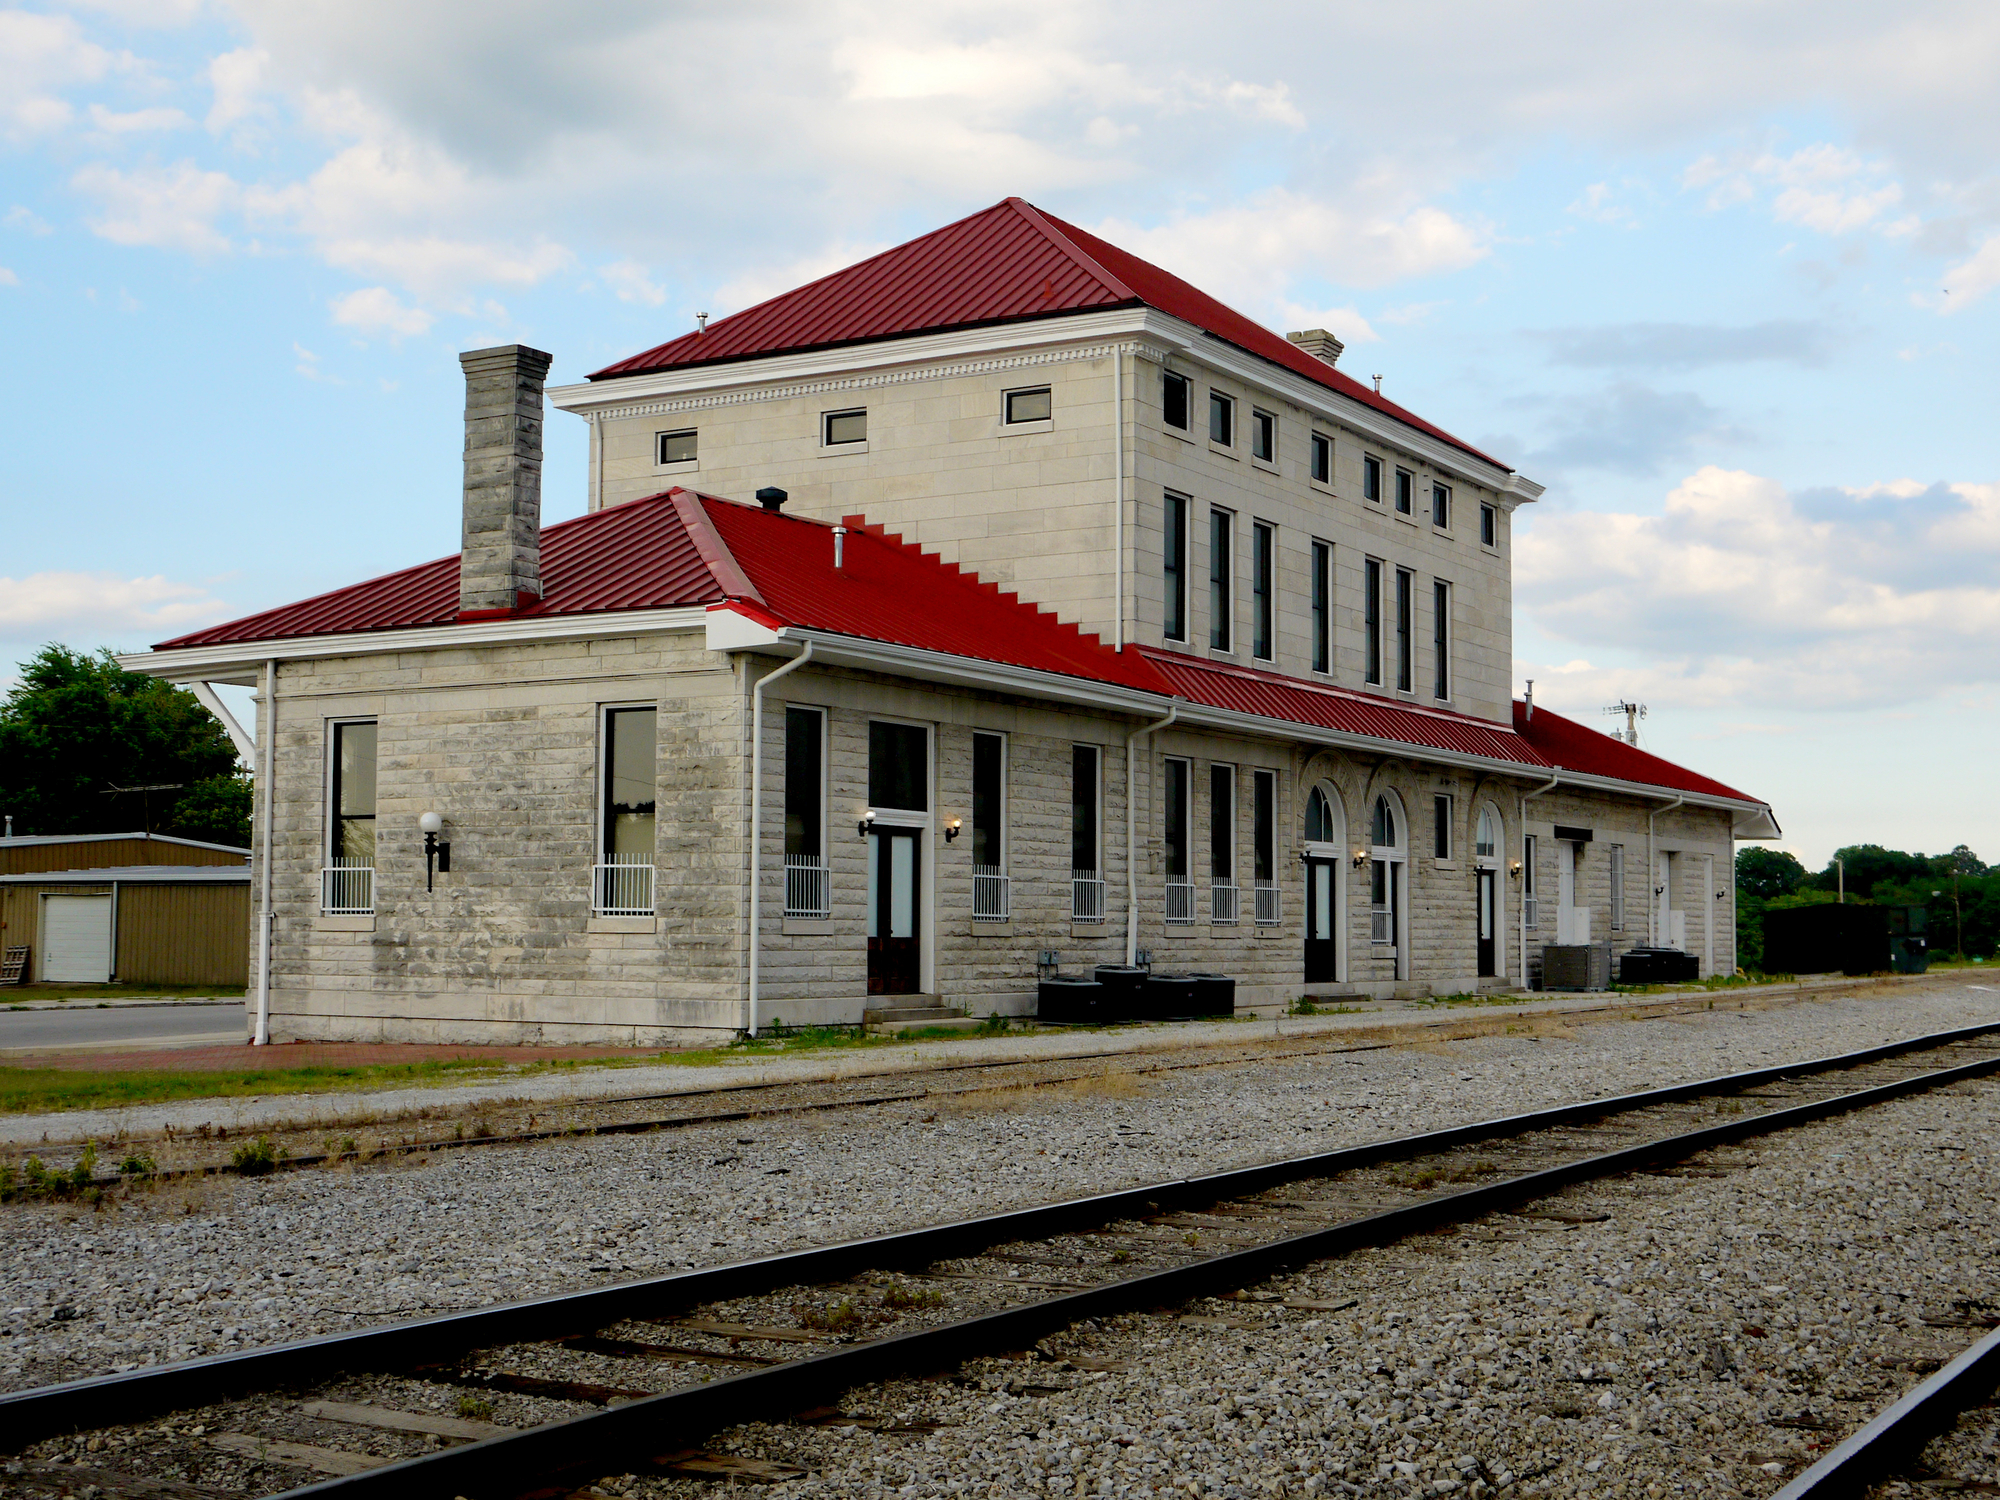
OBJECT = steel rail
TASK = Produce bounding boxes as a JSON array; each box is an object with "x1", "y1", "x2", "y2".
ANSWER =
[
  {"x1": 1771, "y1": 1321, "x2": 2000, "y2": 1499},
  {"x1": 5, "y1": 1020, "x2": 1998, "y2": 1466}
]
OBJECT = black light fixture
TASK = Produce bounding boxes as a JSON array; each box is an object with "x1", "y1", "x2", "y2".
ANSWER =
[
  {"x1": 944, "y1": 818, "x2": 962, "y2": 842},
  {"x1": 858, "y1": 809, "x2": 876, "y2": 839},
  {"x1": 419, "y1": 811, "x2": 451, "y2": 891}
]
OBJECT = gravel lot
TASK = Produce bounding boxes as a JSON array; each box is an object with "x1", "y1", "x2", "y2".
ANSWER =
[{"x1": 3, "y1": 981, "x2": 1996, "y2": 1414}]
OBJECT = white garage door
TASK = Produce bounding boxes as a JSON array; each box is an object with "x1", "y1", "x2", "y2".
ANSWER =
[{"x1": 43, "y1": 895, "x2": 112, "y2": 983}]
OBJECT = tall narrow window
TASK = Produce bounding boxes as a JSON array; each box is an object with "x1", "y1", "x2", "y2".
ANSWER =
[
  {"x1": 1363, "y1": 557, "x2": 1382, "y2": 685},
  {"x1": 1310, "y1": 540, "x2": 1331, "y2": 673},
  {"x1": 971, "y1": 731, "x2": 1007, "y2": 921},
  {"x1": 1072, "y1": 745, "x2": 1103, "y2": 921},
  {"x1": 1363, "y1": 455, "x2": 1382, "y2": 502},
  {"x1": 1524, "y1": 834, "x2": 1539, "y2": 928},
  {"x1": 1164, "y1": 757, "x2": 1192, "y2": 923},
  {"x1": 1163, "y1": 492, "x2": 1188, "y2": 642},
  {"x1": 1253, "y1": 770, "x2": 1275, "y2": 884},
  {"x1": 1395, "y1": 468, "x2": 1414, "y2": 515},
  {"x1": 1251, "y1": 521, "x2": 1274, "y2": 661},
  {"x1": 1209, "y1": 509, "x2": 1233, "y2": 651},
  {"x1": 1610, "y1": 843, "x2": 1626, "y2": 931},
  {"x1": 1310, "y1": 432, "x2": 1331, "y2": 484},
  {"x1": 1250, "y1": 409, "x2": 1275, "y2": 462},
  {"x1": 1433, "y1": 579, "x2": 1451, "y2": 700},
  {"x1": 1163, "y1": 371, "x2": 1190, "y2": 431},
  {"x1": 1395, "y1": 567, "x2": 1413, "y2": 692},
  {"x1": 1432, "y1": 483, "x2": 1451, "y2": 529},
  {"x1": 868, "y1": 721, "x2": 927, "y2": 811},
  {"x1": 603, "y1": 709, "x2": 656, "y2": 858},
  {"x1": 1481, "y1": 503, "x2": 1497, "y2": 547},
  {"x1": 783, "y1": 707, "x2": 826, "y2": 918},
  {"x1": 1208, "y1": 391, "x2": 1233, "y2": 446},
  {"x1": 1433, "y1": 794, "x2": 1452, "y2": 860},
  {"x1": 330, "y1": 721, "x2": 378, "y2": 865},
  {"x1": 1210, "y1": 764, "x2": 1237, "y2": 922}
]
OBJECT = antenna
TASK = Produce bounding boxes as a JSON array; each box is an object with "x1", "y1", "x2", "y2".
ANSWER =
[{"x1": 1602, "y1": 700, "x2": 1646, "y2": 745}]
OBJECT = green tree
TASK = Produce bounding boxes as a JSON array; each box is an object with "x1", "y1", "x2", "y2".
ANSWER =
[
  {"x1": 0, "y1": 644, "x2": 247, "y2": 843},
  {"x1": 1736, "y1": 847, "x2": 1808, "y2": 900}
]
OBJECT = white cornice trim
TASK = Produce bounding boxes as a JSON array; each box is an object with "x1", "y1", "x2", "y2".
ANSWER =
[{"x1": 121, "y1": 607, "x2": 710, "y2": 684}]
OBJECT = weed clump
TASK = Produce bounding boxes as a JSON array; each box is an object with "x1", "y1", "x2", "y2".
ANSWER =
[
  {"x1": 878, "y1": 1283, "x2": 945, "y2": 1311},
  {"x1": 455, "y1": 1395, "x2": 494, "y2": 1422},
  {"x1": 796, "y1": 1298, "x2": 860, "y2": 1332},
  {"x1": 230, "y1": 1134, "x2": 284, "y2": 1176}
]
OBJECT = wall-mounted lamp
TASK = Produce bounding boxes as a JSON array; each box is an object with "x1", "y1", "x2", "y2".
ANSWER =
[
  {"x1": 857, "y1": 809, "x2": 876, "y2": 839},
  {"x1": 944, "y1": 817, "x2": 962, "y2": 842},
  {"x1": 418, "y1": 810, "x2": 451, "y2": 891},
  {"x1": 1507, "y1": 858, "x2": 1522, "y2": 879},
  {"x1": 1351, "y1": 848, "x2": 1369, "y2": 869}
]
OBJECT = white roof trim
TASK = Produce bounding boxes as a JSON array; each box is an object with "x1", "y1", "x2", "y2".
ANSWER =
[
  {"x1": 0, "y1": 865, "x2": 251, "y2": 884},
  {"x1": 0, "y1": 831, "x2": 250, "y2": 855}
]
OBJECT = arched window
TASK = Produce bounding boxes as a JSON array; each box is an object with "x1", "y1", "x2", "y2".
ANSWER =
[
  {"x1": 1305, "y1": 786, "x2": 1334, "y2": 844},
  {"x1": 1371, "y1": 794, "x2": 1397, "y2": 849},
  {"x1": 1476, "y1": 806, "x2": 1498, "y2": 861}
]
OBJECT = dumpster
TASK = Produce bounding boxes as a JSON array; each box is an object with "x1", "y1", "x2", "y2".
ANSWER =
[{"x1": 1886, "y1": 905, "x2": 1929, "y2": 974}]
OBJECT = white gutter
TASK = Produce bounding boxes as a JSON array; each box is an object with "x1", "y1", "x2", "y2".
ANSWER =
[
  {"x1": 253, "y1": 658, "x2": 276, "y2": 1045},
  {"x1": 1519, "y1": 773, "x2": 1560, "y2": 986},
  {"x1": 746, "y1": 642, "x2": 814, "y2": 1037},
  {"x1": 1125, "y1": 705, "x2": 1178, "y2": 965},
  {"x1": 1647, "y1": 794, "x2": 1686, "y2": 947},
  {"x1": 1112, "y1": 345, "x2": 1125, "y2": 651}
]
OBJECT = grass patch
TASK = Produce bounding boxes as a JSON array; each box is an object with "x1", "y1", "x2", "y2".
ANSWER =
[
  {"x1": 0, "y1": 1055, "x2": 591, "y2": 1115},
  {"x1": 1287, "y1": 997, "x2": 1372, "y2": 1016},
  {"x1": 1405, "y1": 991, "x2": 1533, "y2": 1009},
  {"x1": 1609, "y1": 971, "x2": 1794, "y2": 996}
]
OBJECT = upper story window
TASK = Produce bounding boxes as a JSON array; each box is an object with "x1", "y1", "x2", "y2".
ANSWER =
[
  {"x1": 1004, "y1": 387, "x2": 1051, "y2": 424},
  {"x1": 1432, "y1": 483, "x2": 1451, "y2": 529},
  {"x1": 1310, "y1": 540, "x2": 1331, "y2": 674},
  {"x1": 823, "y1": 408, "x2": 867, "y2": 446},
  {"x1": 1481, "y1": 503, "x2": 1498, "y2": 547},
  {"x1": 1363, "y1": 455, "x2": 1383, "y2": 503},
  {"x1": 868, "y1": 721, "x2": 927, "y2": 812},
  {"x1": 1163, "y1": 371, "x2": 1191, "y2": 431},
  {"x1": 1395, "y1": 467, "x2": 1414, "y2": 515},
  {"x1": 1395, "y1": 567, "x2": 1413, "y2": 692},
  {"x1": 1250, "y1": 409, "x2": 1275, "y2": 463},
  {"x1": 1209, "y1": 391, "x2": 1234, "y2": 447},
  {"x1": 1433, "y1": 579, "x2": 1451, "y2": 700},
  {"x1": 1310, "y1": 432, "x2": 1331, "y2": 485},
  {"x1": 1209, "y1": 508, "x2": 1233, "y2": 651},
  {"x1": 1363, "y1": 557, "x2": 1383, "y2": 685},
  {"x1": 1251, "y1": 520, "x2": 1274, "y2": 661},
  {"x1": 1163, "y1": 492, "x2": 1189, "y2": 642},
  {"x1": 656, "y1": 429, "x2": 697, "y2": 465}
]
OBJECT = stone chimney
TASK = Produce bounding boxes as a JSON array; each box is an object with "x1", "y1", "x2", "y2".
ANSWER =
[
  {"x1": 1286, "y1": 328, "x2": 1345, "y2": 367},
  {"x1": 459, "y1": 344, "x2": 553, "y2": 616}
]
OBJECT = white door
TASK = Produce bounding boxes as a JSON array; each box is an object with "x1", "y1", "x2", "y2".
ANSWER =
[
  {"x1": 43, "y1": 895, "x2": 112, "y2": 983},
  {"x1": 1555, "y1": 842, "x2": 1591, "y2": 943}
]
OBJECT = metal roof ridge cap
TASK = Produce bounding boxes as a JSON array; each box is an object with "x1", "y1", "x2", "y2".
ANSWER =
[
  {"x1": 1007, "y1": 198, "x2": 1140, "y2": 303},
  {"x1": 671, "y1": 490, "x2": 765, "y2": 606}
]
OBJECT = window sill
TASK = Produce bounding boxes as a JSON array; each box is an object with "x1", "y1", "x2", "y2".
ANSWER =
[
  {"x1": 1433, "y1": 859, "x2": 1460, "y2": 872},
  {"x1": 1208, "y1": 442, "x2": 1238, "y2": 460},
  {"x1": 589, "y1": 915, "x2": 656, "y2": 933},
  {"x1": 654, "y1": 457, "x2": 698, "y2": 476},
  {"x1": 971, "y1": 919, "x2": 1015, "y2": 936},
  {"x1": 1250, "y1": 459, "x2": 1280, "y2": 476},
  {"x1": 997, "y1": 419, "x2": 1053, "y2": 438},
  {"x1": 1393, "y1": 511, "x2": 1420, "y2": 527},
  {"x1": 1207, "y1": 646, "x2": 1236, "y2": 662},
  {"x1": 782, "y1": 917, "x2": 835, "y2": 936},
  {"x1": 1164, "y1": 424, "x2": 1195, "y2": 442},
  {"x1": 314, "y1": 914, "x2": 375, "y2": 932},
  {"x1": 1308, "y1": 479, "x2": 1336, "y2": 497},
  {"x1": 1161, "y1": 926, "x2": 1200, "y2": 938},
  {"x1": 819, "y1": 441, "x2": 869, "y2": 457},
  {"x1": 1070, "y1": 922, "x2": 1113, "y2": 939}
]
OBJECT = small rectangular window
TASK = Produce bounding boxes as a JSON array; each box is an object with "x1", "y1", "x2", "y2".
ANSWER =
[
  {"x1": 1610, "y1": 843, "x2": 1626, "y2": 930},
  {"x1": 1395, "y1": 468, "x2": 1414, "y2": 515},
  {"x1": 1395, "y1": 567, "x2": 1413, "y2": 691},
  {"x1": 1251, "y1": 521, "x2": 1274, "y2": 661},
  {"x1": 1524, "y1": 833, "x2": 1539, "y2": 927},
  {"x1": 1363, "y1": 557, "x2": 1382, "y2": 685},
  {"x1": 1363, "y1": 455, "x2": 1382, "y2": 502},
  {"x1": 783, "y1": 707, "x2": 823, "y2": 859},
  {"x1": 1481, "y1": 503, "x2": 1497, "y2": 547},
  {"x1": 603, "y1": 707, "x2": 657, "y2": 858},
  {"x1": 867, "y1": 720, "x2": 926, "y2": 811},
  {"x1": 1209, "y1": 391, "x2": 1233, "y2": 446},
  {"x1": 1004, "y1": 387, "x2": 1051, "y2": 424},
  {"x1": 1433, "y1": 580, "x2": 1450, "y2": 700},
  {"x1": 1311, "y1": 539, "x2": 1331, "y2": 674},
  {"x1": 823, "y1": 408, "x2": 867, "y2": 445},
  {"x1": 1209, "y1": 508, "x2": 1233, "y2": 651},
  {"x1": 1252, "y1": 769, "x2": 1276, "y2": 884},
  {"x1": 1310, "y1": 432, "x2": 1331, "y2": 484},
  {"x1": 972, "y1": 731, "x2": 1005, "y2": 871},
  {"x1": 1163, "y1": 758, "x2": 1191, "y2": 880},
  {"x1": 1432, "y1": 483, "x2": 1451, "y2": 529},
  {"x1": 1434, "y1": 794, "x2": 1452, "y2": 860},
  {"x1": 330, "y1": 721, "x2": 378, "y2": 865},
  {"x1": 1250, "y1": 409, "x2": 1275, "y2": 462},
  {"x1": 1163, "y1": 492, "x2": 1188, "y2": 642},
  {"x1": 1210, "y1": 764, "x2": 1235, "y2": 883},
  {"x1": 1071, "y1": 745, "x2": 1100, "y2": 876},
  {"x1": 657, "y1": 429, "x2": 697, "y2": 465},
  {"x1": 1163, "y1": 371, "x2": 1190, "y2": 430}
]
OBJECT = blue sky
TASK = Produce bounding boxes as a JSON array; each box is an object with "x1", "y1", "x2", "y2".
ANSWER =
[{"x1": 2, "y1": 0, "x2": 1996, "y2": 869}]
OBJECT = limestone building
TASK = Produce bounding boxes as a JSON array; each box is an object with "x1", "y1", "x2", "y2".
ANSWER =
[{"x1": 128, "y1": 199, "x2": 1776, "y2": 1045}]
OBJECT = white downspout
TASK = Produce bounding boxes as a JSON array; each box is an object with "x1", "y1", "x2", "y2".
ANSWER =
[
  {"x1": 747, "y1": 641, "x2": 814, "y2": 1038},
  {"x1": 1124, "y1": 705, "x2": 1178, "y2": 965},
  {"x1": 1647, "y1": 794, "x2": 1685, "y2": 946},
  {"x1": 253, "y1": 658, "x2": 276, "y2": 1045},
  {"x1": 1518, "y1": 772, "x2": 1559, "y2": 986},
  {"x1": 1112, "y1": 345, "x2": 1125, "y2": 652}
]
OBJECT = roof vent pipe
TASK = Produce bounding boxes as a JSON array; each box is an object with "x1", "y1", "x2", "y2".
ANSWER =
[
  {"x1": 1372, "y1": 374, "x2": 1383, "y2": 394},
  {"x1": 755, "y1": 486, "x2": 788, "y2": 513},
  {"x1": 1524, "y1": 679, "x2": 1534, "y2": 721},
  {"x1": 832, "y1": 525, "x2": 846, "y2": 568}
]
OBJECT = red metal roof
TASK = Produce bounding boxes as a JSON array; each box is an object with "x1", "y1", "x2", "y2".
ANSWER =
[
  {"x1": 589, "y1": 197, "x2": 1502, "y2": 470},
  {"x1": 1513, "y1": 701, "x2": 1758, "y2": 803}
]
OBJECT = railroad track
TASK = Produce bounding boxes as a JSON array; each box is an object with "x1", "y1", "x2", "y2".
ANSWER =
[{"x1": 6, "y1": 1019, "x2": 1999, "y2": 1500}]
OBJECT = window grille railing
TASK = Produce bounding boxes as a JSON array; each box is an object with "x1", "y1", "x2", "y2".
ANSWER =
[
  {"x1": 1165, "y1": 881, "x2": 1196, "y2": 925},
  {"x1": 1071, "y1": 871, "x2": 1105, "y2": 923},
  {"x1": 784, "y1": 854, "x2": 829, "y2": 919},
  {"x1": 1370, "y1": 905, "x2": 1393, "y2": 944},
  {"x1": 321, "y1": 858, "x2": 373, "y2": 915},
  {"x1": 593, "y1": 853, "x2": 656, "y2": 917},
  {"x1": 1253, "y1": 882, "x2": 1281, "y2": 926},
  {"x1": 1211, "y1": 883, "x2": 1240, "y2": 925},
  {"x1": 1524, "y1": 895, "x2": 1539, "y2": 929},
  {"x1": 972, "y1": 864, "x2": 1010, "y2": 921}
]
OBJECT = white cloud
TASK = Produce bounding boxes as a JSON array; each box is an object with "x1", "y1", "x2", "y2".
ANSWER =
[
  {"x1": 0, "y1": 9, "x2": 119, "y2": 139},
  {"x1": 0, "y1": 571, "x2": 232, "y2": 639},
  {"x1": 205, "y1": 46, "x2": 270, "y2": 136},
  {"x1": 1939, "y1": 233, "x2": 2000, "y2": 310},
  {"x1": 598, "y1": 258, "x2": 665, "y2": 307},
  {"x1": 85, "y1": 103, "x2": 191, "y2": 134},
  {"x1": 1567, "y1": 182, "x2": 1634, "y2": 226},
  {"x1": 329, "y1": 285, "x2": 433, "y2": 338},
  {"x1": 1517, "y1": 466, "x2": 2000, "y2": 710},
  {"x1": 0, "y1": 266, "x2": 18, "y2": 286},
  {"x1": 4, "y1": 205, "x2": 52, "y2": 234},
  {"x1": 1685, "y1": 143, "x2": 1919, "y2": 237},
  {"x1": 71, "y1": 160, "x2": 238, "y2": 254}
]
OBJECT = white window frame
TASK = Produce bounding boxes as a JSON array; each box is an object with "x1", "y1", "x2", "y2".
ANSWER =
[
  {"x1": 1209, "y1": 506, "x2": 1234, "y2": 653},
  {"x1": 970, "y1": 729, "x2": 1009, "y2": 921},
  {"x1": 1481, "y1": 502, "x2": 1498, "y2": 549},
  {"x1": 820, "y1": 406, "x2": 868, "y2": 451},
  {"x1": 1310, "y1": 539, "x2": 1332, "y2": 675},
  {"x1": 783, "y1": 703, "x2": 830, "y2": 919},
  {"x1": 1249, "y1": 408, "x2": 1277, "y2": 466},
  {"x1": 1071, "y1": 743, "x2": 1105, "y2": 923},
  {"x1": 1002, "y1": 385, "x2": 1053, "y2": 431},
  {"x1": 1395, "y1": 566, "x2": 1414, "y2": 693},
  {"x1": 596, "y1": 701, "x2": 659, "y2": 916},
  {"x1": 1432, "y1": 482, "x2": 1452, "y2": 530},
  {"x1": 1209, "y1": 762, "x2": 1238, "y2": 923},
  {"x1": 655, "y1": 428, "x2": 698, "y2": 469},
  {"x1": 1250, "y1": 519, "x2": 1275, "y2": 663},
  {"x1": 1524, "y1": 833, "x2": 1539, "y2": 929},
  {"x1": 1363, "y1": 556, "x2": 1383, "y2": 685},
  {"x1": 1362, "y1": 454, "x2": 1383, "y2": 504},
  {"x1": 1162, "y1": 369, "x2": 1192, "y2": 434},
  {"x1": 1163, "y1": 490, "x2": 1190, "y2": 643},
  {"x1": 1610, "y1": 843, "x2": 1626, "y2": 931},
  {"x1": 323, "y1": 716, "x2": 378, "y2": 916},
  {"x1": 1163, "y1": 755, "x2": 1195, "y2": 923},
  {"x1": 1208, "y1": 390, "x2": 1235, "y2": 451},
  {"x1": 1309, "y1": 431, "x2": 1333, "y2": 487},
  {"x1": 1395, "y1": 466, "x2": 1415, "y2": 516},
  {"x1": 1433, "y1": 578, "x2": 1451, "y2": 702}
]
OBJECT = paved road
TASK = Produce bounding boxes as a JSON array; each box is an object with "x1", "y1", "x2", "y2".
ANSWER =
[{"x1": 0, "y1": 1001, "x2": 247, "y2": 1053}]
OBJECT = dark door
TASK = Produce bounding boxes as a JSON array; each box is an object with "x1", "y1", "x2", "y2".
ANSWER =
[
  {"x1": 867, "y1": 827, "x2": 921, "y2": 996},
  {"x1": 1303, "y1": 857, "x2": 1337, "y2": 983},
  {"x1": 1476, "y1": 868, "x2": 1497, "y2": 977}
]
